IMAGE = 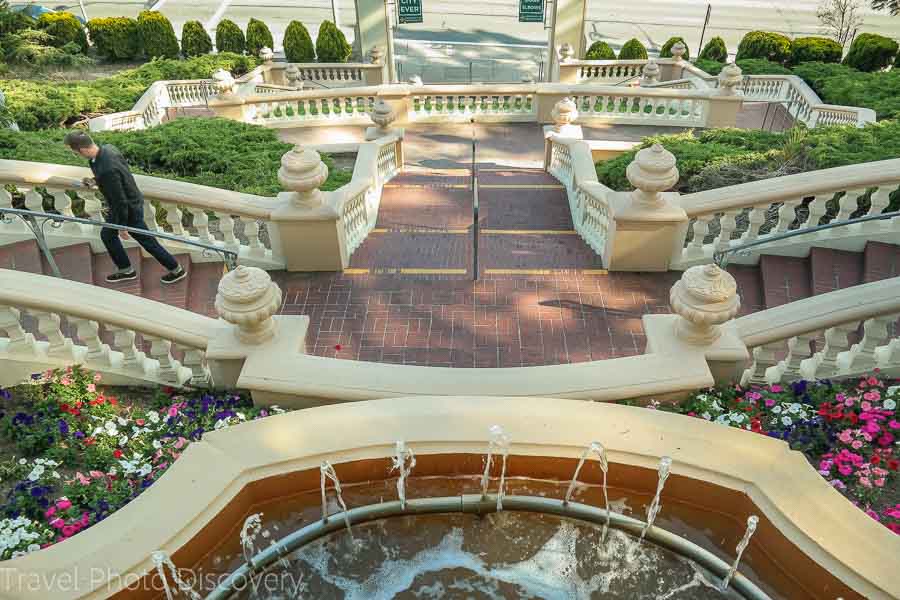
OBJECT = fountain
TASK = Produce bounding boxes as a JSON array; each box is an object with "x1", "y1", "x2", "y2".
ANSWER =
[
  {"x1": 480, "y1": 425, "x2": 511, "y2": 510},
  {"x1": 151, "y1": 550, "x2": 202, "y2": 600},
  {"x1": 390, "y1": 440, "x2": 416, "y2": 509},
  {"x1": 721, "y1": 516, "x2": 760, "y2": 592},
  {"x1": 320, "y1": 461, "x2": 352, "y2": 537},
  {"x1": 564, "y1": 441, "x2": 610, "y2": 539},
  {"x1": 640, "y1": 455, "x2": 672, "y2": 541}
]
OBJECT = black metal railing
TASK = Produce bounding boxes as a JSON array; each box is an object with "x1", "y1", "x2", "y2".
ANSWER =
[
  {"x1": 0, "y1": 207, "x2": 239, "y2": 278},
  {"x1": 713, "y1": 210, "x2": 899, "y2": 268}
]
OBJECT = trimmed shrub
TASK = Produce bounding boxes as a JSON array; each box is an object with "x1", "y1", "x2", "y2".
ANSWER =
[
  {"x1": 283, "y1": 20, "x2": 315, "y2": 62},
  {"x1": 699, "y1": 36, "x2": 728, "y2": 62},
  {"x1": 659, "y1": 36, "x2": 689, "y2": 61},
  {"x1": 215, "y1": 19, "x2": 245, "y2": 54},
  {"x1": 793, "y1": 62, "x2": 900, "y2": 121},
  {"x1": 315, "y1": 20, "x2": 351, "y2": 63},
  {"x1": 733, "y1": 58, "x2": 792, "y2": 75},
  {"x1": 2, "y1": 53, "x2": 257, "y2": 130},
  {"x1": 736, "y1": 31, "x2": 791, "y2": 64},
  {"x1": 86, "y1": 17, "x2": 139, "y2": 61},
  {"x1": 136, "y1": 10, "x2": 179, "y2": 59},
  {"x1": 789, "y1": 36, "x2": 842, "y2": 65},
  {"x1": 618, "y1": 38, "x2": 648, "y2": 60},
  {"x1": 181, "y1": 20, "x2": 212, "y2": 58},
  {"x1": 693, "y1": 58, "x2": 725, "y2": 75},
  {"x1": 585, "y1": 40, "x2": 615, "y2": 60},
  {"x1": 36, "y1": 12, "x2": 87, "y2": 53},
  {"x1": 245, "y1": 18, "x2": 273, "y2": 57},
  {"x1": 843, "y1": 33, "x2": 898, "y2": 72}
]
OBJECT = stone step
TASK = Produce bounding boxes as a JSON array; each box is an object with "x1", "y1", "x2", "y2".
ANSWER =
[
  {"x1": 863, "y1": 241, "x2": 900, "y2": 283},
  {"x1": 0, "y1": 239, "x2": 43, "y2": 274},
  {"x1": 809, "y1": 247, "x2": 863, "y2": 296},
  {"x1": 188, "y1": 262, "x2": 226, "y2": 317},
  {"x1": 140, "y1": 254, "x2": 192, "y2": 311},
  {"x1": 759, "y1": 254, "x2": 811, "y2": 309},
  {"x1": 42, "y1": 243, "x2": 93, "y2": 284},
  {"x1": 92, "y1": 248, "x2": 144, "y2": 297}
]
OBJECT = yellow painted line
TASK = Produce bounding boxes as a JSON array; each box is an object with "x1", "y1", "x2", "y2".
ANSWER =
[
  {"x1": 371, "y1": 228, "x2": 468, "y2": 234},
  {"x1": 398, "y1": 268, "x2": 468, "y2": 275},
  {"x1": 343, "y1": 268, "x2": 371, "y2": 275},
  {"x1": 478, "y1": 184, "x2": 564, "y2": 190},
  {"x1": 383, "y1": 183, "x2": 469, "y2": 189},
  {"x1": 343, "y1": 268, "x2": 469, "y2": 275},
  {"x1": 484, "y1": 268, "x2": 608, "y2": 275},
  {"x1": 482, "y1": 229, "x2": 577, "y2": 235}
]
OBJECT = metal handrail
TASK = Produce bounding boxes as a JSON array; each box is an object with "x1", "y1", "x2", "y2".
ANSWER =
[
  {"x1": 0, "y1": 207, "x2": 239, "y2": 278},
  {"x1": 713, "y1": 210, "x2": 900, "y2": 268}
]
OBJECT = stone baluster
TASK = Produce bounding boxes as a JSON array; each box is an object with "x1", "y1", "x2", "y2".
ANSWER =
[
  {"x1": 835, "y1": 188, "x2": 866, "y2": 223},
  {"x1": 670, "y1": 264, "x2": 741, "y2": 346},
  {"x1": 366, "y1": 98, "x2": 397, "y2": 140},
  {"x1": 70, "y1": 318, "x2": 111, "y2": 366},
  {"x1": 23, "y1": 187, "x2": 43, "y2": 213},
  {"x1": 844, "y1": 315, "x2": 895, "y2": 373},
  {"x1": 215, "y1": 266, "x2": 282, "y2": 345},
  {"x1": 144, "y1": 200, "x2": 160, "y2": 232},
  {"x1": 776, "y1": 333, "x2": 818, "y2": 381},
  {"x1": 805, "y1": 197, "x2": 828, "y2": 230},
  {"x1": 143, "y1": 335, "x2": 183, "y2": 384},
  {"x1": 684, "y1": 215, "x2": 714, "y2": 258},
  {"x1": 175, "y1": 344, "x2": 210, "y2": 386},
  {"x1": 285, "y1": 65, "x2": 303, "y2": 90},
  {"x1": 217, "y1": 213, "x2": 239, "y2": 250},
  {"x1": 48, "y1": 190, "x2": 81, "y2": 235},
  {"x1": 773, "y1": 199, "x2": 801, "y2": 234},
  {"x1": 79, "y1": 191, "x2": 104, "y2": 226},
  {"x1": 106, "y1": 325, "x2": 147, "y2": 375},
  {"x1": 244, "y1": 220, "x2": 265, "y2": 257},
  {"x1": 0, "y1": 188, "x2": 26, "y2": 233},
  {"x1": 740, "y1": 206, "x2": 767, "y2": 243},
  {"x1": 804, "y1": 323, "x2": 857, "y2": 379},
  {"x1": 875, "y1": 338, "x2": 900, "y2": 369},
  {"x1": 189, "y1": 208, "x2": 212, "y2": 243},
  {"x1": 30, "y1": 311, "x2": 76, "y2": 360},
  {"x1": 715, "y1": 212, "x2": 739, "y2": 252},
  {"x1": 164, "y1": 203, "x2": 185, "y2": 237},
  {"x1": 864, "y1": 187, "x2": 891, "y2": 232},
  {"x1": 741, "y1": 342, "x2": 783, "y2": 386},
  {"x1": 0, "y1": 306, "x2": 38, "y2": 355}
]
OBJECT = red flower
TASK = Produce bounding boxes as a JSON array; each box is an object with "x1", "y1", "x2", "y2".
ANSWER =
[
  {"x1": 113, "y1": 449, "x2": 123, "y2": 459},
  {"x1": 335, "y1": 344, "x2": 342, "y2": 351},
  {"x1": 109, "y1": 397, "x2": 118, "y2": 406},
  {"x1": 871, "y1": 455, "x2": 881, "y2": 465},
  {"x1": 888, "y1": 459, "x2": 899, "y2": 471},
  {"x1": 84, "y1": 437, "x2": 95, "y2": 446},
  {"x1": 135, "y1": 419, "x2": 145, "y2": 426},
  {"x1": 59, "y1": 403, "x2": 70, "y2": 413},
  {"x1": 75, "y1": 401, "x2": 83, "y2": 409}
]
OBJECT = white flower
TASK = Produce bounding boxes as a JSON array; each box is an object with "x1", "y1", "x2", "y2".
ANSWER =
[
  {"x1": 119, "y1": 435, "x2": 129, "y2": 447},
  {"x1": 148, "y1": 412, "x2": 160, "y2": 424},
  {"x1": 729, "y1": 413, "x2": 745, "y2": 423},
  {"x1": 152, "y1": 440, "x2": 162, "y2": 450},
  {"x1": 236, "y1": 412, "x2": 247, "y2": 421},
  {"x1": 701, "y1": 412, "x2": 711, "y2": 420},
  {"x1": 26, "y1": 543, "x2": 40, "y2": 553},
  {"x1": 789, "y1": 403, "x2": 801, "y2": 413},
  {"x1": 884, "y1": 398, "x2": 897, "y2": 411},
  {"x1": 772, "y1": 406, "x2": 782, "y2": 414},
  {"x1": 117, "y1": 417, "x2": 127, "y2": 426},
  {"x1": 27, "y1": 465, "x2": 45, "y2": 481},
  {"x1": 886, "y1": 385, "x2": 899, "y2": 397},
  {"x1": 52, "y1": 471, "x2": 60, "y2": 479},
  {"x1": 18, "y1": 458, "x2": 26, "y2": 465},
  {"x1": 781, "y1": 416, "x2": 793, "y2": 427}
]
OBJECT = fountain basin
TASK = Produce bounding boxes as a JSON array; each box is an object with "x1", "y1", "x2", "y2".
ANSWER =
[{"x1": 1, "y1": 397, "x2": 897, "y2": 599}]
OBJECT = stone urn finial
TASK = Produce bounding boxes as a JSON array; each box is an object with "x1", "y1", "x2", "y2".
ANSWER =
[
  {"x1": 671, "y1": 41, "x2": 687, "y2": 62},
  {"x1": 670, "y1": 264, "x2": 741, "y2": 345},
  {"x1": 369, "y1": 98, "x2": 396, "y2": 136},
  {"x1": 278, "y1": 146, "x2": 329, "y2": 208},
  {"x1": 215, "y1": 266, "x2": 283, "y2": 345},
  {"x1": 211, "y1": 69, "x2": 235, "y2": 95},
  {"x1": 408, "y1": 75, "x2": 423, "y2": 86},
  {"x1": 285, "y1": 64, "x2": 303, "y2": 90},
  {"x1": 551, "y1": 97, "x2": 578, "y2": 132},
  {"x1": 718, "y1": 62, "x2": 743, "y2": 96},
  {"x1": 370, "y1": 45, "x2": 384, "y2": 65},
  {"x1": 641, "y1": 59, "x2": 660, "y2": 86},
  {"x1": 559, "y1": 42, "x2": 575, "y2": 63},
  {"x1": 259, "y1": 46, "x2": 275, "y2": 63},
  {"x1": 626, "y1": 144, "x2": 679, "y2": 208}
]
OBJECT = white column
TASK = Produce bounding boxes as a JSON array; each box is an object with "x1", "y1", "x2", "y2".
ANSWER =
[
  {"x1": 548, "y1": 0, "x2": 588, "y2": 81},
  {"x1": 355, "y1": 0, "x2": 394, "y2": 81}
]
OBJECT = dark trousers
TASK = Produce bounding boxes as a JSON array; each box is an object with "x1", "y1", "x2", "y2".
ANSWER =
[{"x1": 100, "y1": 202, "x2": 179, "y2": 272}]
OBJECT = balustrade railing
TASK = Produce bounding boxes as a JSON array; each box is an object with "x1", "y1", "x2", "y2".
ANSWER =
[
  {"x1": 0, "y1": 270, "x2": 223, "y2": 387},
  {"x1": 546, "y1": 135, "x2": 612, "y2": 260},
  {"x1": 675, "y1": 159, "x2": 900, "y2": 267},
  {"x1": 734, "y1": 278, "x2": 900, "y2": 385}
]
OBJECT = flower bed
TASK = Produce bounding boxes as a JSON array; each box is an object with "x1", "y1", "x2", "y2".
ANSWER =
[
  {"x1": 652, "y1": 374, "x2": 899, "y2": 535},
  {"x1": 0, "y1": 366, "x2": 287, "y2": 560}
]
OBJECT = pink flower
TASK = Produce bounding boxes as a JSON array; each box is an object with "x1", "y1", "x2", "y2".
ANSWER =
[
  {"x1": 80, "y1": 513, "x2": 89, "y2": 526},
  {"x1": 765, "y1": 398, "x2": 775, "y2": 408},
  {"x1": 859, "y1": 477, "x2": 872, "y2": 488},
  {"x1": 746, "y1": 392, "x2": 762, "y2": 401},
  {"x1": 167, "y1": 405, "x2": 178, "y2": 417},
  {"x1": 864, "y1": 390, "x2": 881, "y2": 402},
  {"x1": 770, "y1": 385, "x2": 783, "y2": 393},
  {"x1": 874, "y1": 478, "x2": 886, "y2": 487},
  {"x1": 851, "y1": 440, "x2": 864, "y2": 450},
  {"x1": 61, "y1": 525, "x2": 75, "y2": 537},
  {"x1": 845, "y1": 398, "x2": 855, "y2": 407},
  {"x1": 89, "y1": 471, "x2": 104, "y2": 479},
  {"x1": 863, "y1": 421, "x2": 881, "y2": 434},
  {"x1": 60, "y1": 377, "x2": 71, "y2": 386},
  {"x1": 44, "y1": 507, "x2": 56, "y2": 519},
  {"x1": 865, "y1": 508, "x2": 880, "y2": 521},
  {"x1": 56, "y1": 498, "x2": 72, "y2": 510},
  {"x1": 75, "y1": 472, "x2": 91, "y2": 486},
  {"x1": 838, "y1": 465, "x2": 853, "y2": 476},
  {"x1": 86, "y1": 384, "x2": 96, "y2": 393},
  {"x1": 838, "y1": 430, "x2": 853, "y2": 444},
  {"x1": 885, "y1": 506, "x2": 900, "y2": 519},
  {"x1": 861, "y1": 401, "x2": 872, "y2": 411},
  {"x1": 878, "y1": 433, "x2": 895, "y2": 447},
  {"x1": 93, "y1": 373, "x2": 102, "y2": 382},
  {"x1": 173, "y1": 437, "x2": 188, "y2": 450},
  {"x1": 49, "y1": 518, "x2": 64, "y2": 529},
  {"x1": 867, "y1": 376, "x2": 879, "y2": 386},
  {"x1": 889, "y1": 420, "x2": 900, "y2": 430},
  {"x1": 830, "y1": 479, "x2": 846, "y2": 490}
]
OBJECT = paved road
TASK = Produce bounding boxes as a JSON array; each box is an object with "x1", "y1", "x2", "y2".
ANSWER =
[{"x1": 24, "y1": 0, "x2": 900, "y2": 82}]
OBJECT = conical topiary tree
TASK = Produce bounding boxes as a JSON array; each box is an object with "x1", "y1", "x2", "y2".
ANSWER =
[
  {"x1": 585, "y1": 40, "x2": 616, "y2": 60},
  {"x1": 283, "y1": 20, "x2": 315, "y2": 62},
  {"x1": 245, "y1": 18, "x2": 274, "y2": 57},
  {"x1": 618, "y1": 38, "x2": 648, "y2": 60},
  {"x1": 699, "y1": 36, "x2": 728, "y2": 62},
  {"x1": 87, "y1": 17, "x2": 139, "y2": 60},
  {"x1": 181, "y1": 20, "x2": 212, "y2": 57},
  {"x1": 315, "y1": 20, "x2": 351, "y2": 63},
  {"x1": 215, "y1": 19, "x2": 245, "y2": 54},
  {"x1": 659, "y1": 36, "x2": 689, "y2": 60},
  {"x1": 136, "y1": 10, "x2": 179, "y2": 59},
  {"x1": 37, "y1": 12, "x2": 88, "y2": 53}
]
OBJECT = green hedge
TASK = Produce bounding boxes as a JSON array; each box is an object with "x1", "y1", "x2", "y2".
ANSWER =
[
  {"x1": 596, "y1": 122, "x2": 900, "y2": 210},
  {"x1": 136, "y1": 10, "x2": 179, "y2": 59},
  {"x1": 843, "y1": 33, "x2": 898, "y2": 72},
  {"x1": 693, "y1": 58, "x2": 790, "y2": 76},
  {"x1": 315, "y1": 20, "x2": 350, "y2": 62},
  {"x1": 789, "y1": 36, "x2": 842, "y2": 66},
  {"x1": 0, "y1": 118, "x2": 351, "y2": 195},
  {"x1": 618, "y1": 38, "x2": 648, "y2": 60},
  {"x1": 36, "y1": 12, "x2": 87, "y2": 54},
  {"x1": 699, "y1": 37, "x2": 728, "y2": 62},
  {"x1": 86, "y1": 17, "x2": 139, "y2": 61},
  {"x1": 659, "y1": 36, "x2": 689, "y2": 60},
  {"x1": 181, "y1": 20, "x2": 212, "y2": 58},
  {"x1": 2, "y1": 53, "x2": 257, "y2": 130},
  {"x1": 283, "y1": 20, "x2": 315, "y2": 62},
  {"x1": 585, "y1": 40, "x2": 615, "y2": 60},
  {"x1": 245, "y1": 18, "x2": 273, "y2": 57},
  {"x1": 736, "y1": 31, "x2": 791, "y2": 64},
  {"x1": 215, "y1": 19, "x2": 245, "y2": 54},
  {"x1": 793, "y1": 62, "x2": 900, "y2": 121}
]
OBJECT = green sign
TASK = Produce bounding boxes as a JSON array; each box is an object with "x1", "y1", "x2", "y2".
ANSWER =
[
  {"x1": 398, "y1": 0, "x2": 423, "y2": 24},
  {"x1": 519, "y1": 0, "x2": 543, "y2": 22}
]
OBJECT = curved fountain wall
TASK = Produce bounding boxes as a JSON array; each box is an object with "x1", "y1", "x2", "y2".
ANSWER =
[{"x1": 1, "y1": 397, "x2": 897, "y2": 600}]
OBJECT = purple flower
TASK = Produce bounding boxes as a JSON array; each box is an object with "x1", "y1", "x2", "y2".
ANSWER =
[
  {"x1": 58, "y1": 420, "x2": 69, "y2": 435},
  {"x1": 0, "y1": 388, "x2": 11, "y2": 400},
  {"x1": 74, "y1": 431, "x2": 85, "y2": 439}
]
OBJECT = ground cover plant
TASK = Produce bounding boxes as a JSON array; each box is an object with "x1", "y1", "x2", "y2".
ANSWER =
[{"x1": 0, "y1": 366, "x2": 290, "y2": 559}]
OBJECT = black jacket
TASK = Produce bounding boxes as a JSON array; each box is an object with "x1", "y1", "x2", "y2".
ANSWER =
[{"x1": 89, "y1": 144, "x2": 143, "y2": 212}]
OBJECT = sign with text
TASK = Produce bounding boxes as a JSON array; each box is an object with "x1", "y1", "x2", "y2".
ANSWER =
[
  {"x1": 398, "y1": 0, "x2": 423, "y2": 24},
  {"x1": 518, "y1": 0, "x2": 543, "y2": 22}
]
